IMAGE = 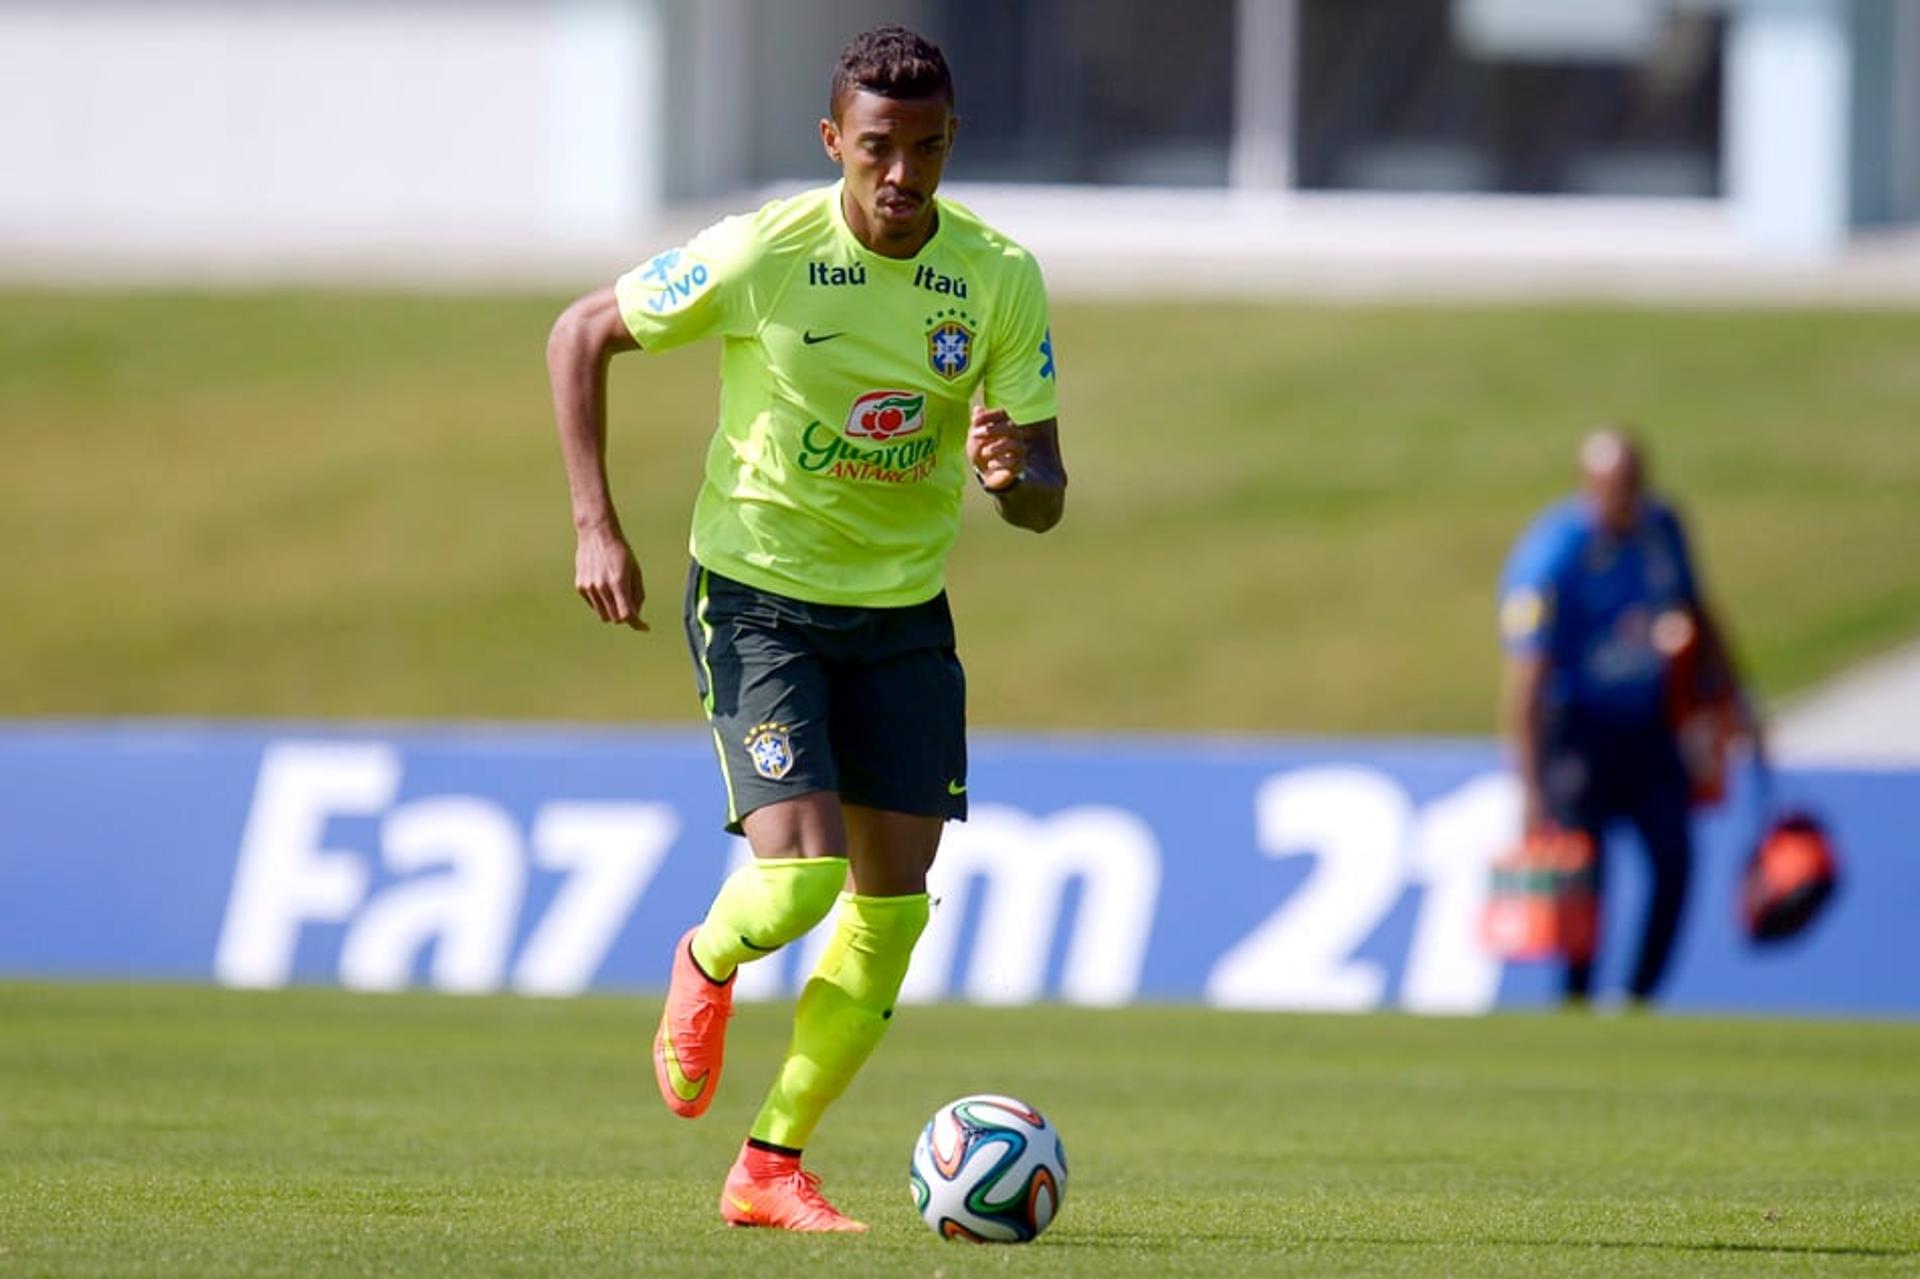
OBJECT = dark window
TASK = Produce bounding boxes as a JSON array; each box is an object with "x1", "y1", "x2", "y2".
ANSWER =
[
  {"x1": 1296, "y1": 0, "x2": 1725, "y2": 197},
  {"x1": 929, "y1": 0, "x2": 1236, "y2": 186},
  {"x1": 740, "y1": 0, "x2": 1237, "y2": 189}
]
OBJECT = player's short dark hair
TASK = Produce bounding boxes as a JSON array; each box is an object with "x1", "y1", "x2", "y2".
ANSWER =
[{"x1": 830, "y1": 25, "x2": 953, "y2": 118}]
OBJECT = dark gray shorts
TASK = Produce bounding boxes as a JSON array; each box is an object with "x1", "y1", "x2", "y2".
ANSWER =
[{"x1": 682, "y1": 562, "x2": 968, "y2": 834}]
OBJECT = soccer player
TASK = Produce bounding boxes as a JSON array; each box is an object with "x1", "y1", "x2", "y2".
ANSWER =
[
  {"x1": 544, "y1": 26, "x2": 1065, "y2": 1231},
  {"x1": 1498, "y1": 430, "x2": 1758, "y2": 1006}
]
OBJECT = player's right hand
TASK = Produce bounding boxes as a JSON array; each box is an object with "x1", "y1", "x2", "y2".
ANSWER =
[{"x1": 574, "y1": 526, "x2": 649, "y2": 631}]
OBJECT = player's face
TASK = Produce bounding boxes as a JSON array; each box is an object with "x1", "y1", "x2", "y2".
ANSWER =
[
  {"x1": 1586, "y1": 462, "x2": 1644, "y2": 536},
  {"x1": 821, "y1": 90, "x2": 956, "y2": 257}
]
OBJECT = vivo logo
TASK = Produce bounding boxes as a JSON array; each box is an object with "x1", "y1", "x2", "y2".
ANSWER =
[
  {"x1": 636, "y1": 247, "x2": 712, "y2": 315},
  {"x1": 645, "y1": 262, "x2": 710, "y2": 313}
]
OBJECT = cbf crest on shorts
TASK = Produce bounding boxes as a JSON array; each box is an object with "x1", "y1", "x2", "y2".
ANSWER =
[
  {"x1": 925, "y1": 307, "x2": 975, "y2": 380},
  {"x1": 744, "y1": 722, "x2": 795, "y2": 780}
]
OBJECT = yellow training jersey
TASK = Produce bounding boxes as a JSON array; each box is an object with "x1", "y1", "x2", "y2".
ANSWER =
[{"x1": 614, "y1": 182, "x2": 1058, "y2": 608}]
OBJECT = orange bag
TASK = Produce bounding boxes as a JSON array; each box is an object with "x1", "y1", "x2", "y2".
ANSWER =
[
  {"x1": 1481, "y1": 828, "x2": 1598, "y2": 963},
  {"x1": 1741, "y1": 811, "x2": 1839, "y2": 943}
]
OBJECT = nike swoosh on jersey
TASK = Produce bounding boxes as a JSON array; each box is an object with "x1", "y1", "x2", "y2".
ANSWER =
[
  {"x1": 658, "y1": 1026, "x2": 708, "y2": 1101},
  {"x1": 947, "y1": 779, "x2": 967, "y2": 796},
  {"x1": 802, "y1": 330, "x2": 843, "y2": 344}
]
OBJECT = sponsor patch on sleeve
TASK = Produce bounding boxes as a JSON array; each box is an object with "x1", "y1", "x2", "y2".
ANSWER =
[
  {"x1": 1500, "y1": 588, "x2": 1548, "y2": 644},
  {"x1": 636, "y1": 247, "x2": 714, "y2": 316}
]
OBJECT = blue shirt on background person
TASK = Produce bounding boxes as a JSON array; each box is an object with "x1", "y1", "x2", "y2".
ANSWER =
[{"x1": 1498, "y1": 494, "x2": 1701, "y2": 726}]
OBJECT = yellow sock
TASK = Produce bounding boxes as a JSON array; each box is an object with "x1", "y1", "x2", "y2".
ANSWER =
[
  {"x1": 749, "y1": 892, "x2": 930, "y2": 1150},
  {"x1": 689, "y1": 856, "x2": 847, "y2": 982}
]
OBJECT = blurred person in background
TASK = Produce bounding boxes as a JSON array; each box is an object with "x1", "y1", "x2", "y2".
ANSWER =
[
  {"x1": 544, "y1": 25, "x2": 1065, "y2": 1231},
  {"x1": 1497, "y1": 429, "x2": 1761, "y2": 1007}
]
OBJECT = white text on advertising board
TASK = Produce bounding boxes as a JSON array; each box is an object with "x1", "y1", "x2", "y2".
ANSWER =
[{"x1": 215, "y1": 744, "x2": 1515, "y2": 1011}]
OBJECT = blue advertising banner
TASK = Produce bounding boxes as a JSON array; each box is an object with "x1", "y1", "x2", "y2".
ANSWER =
[{"x1": 0, "y1": 722, "x2": 1910, "y2": 1014}]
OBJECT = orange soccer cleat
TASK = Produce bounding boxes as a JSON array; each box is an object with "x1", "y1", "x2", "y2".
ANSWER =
[
  {"x1": 651, "y1": 927, "x2": 734, "y2": 1119},
  {"x1": 720, "y1": 1142, "x2": 868, "y2": 1233}
]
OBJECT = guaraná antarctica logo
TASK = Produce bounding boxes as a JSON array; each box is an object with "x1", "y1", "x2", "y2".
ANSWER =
[
  {"x1": 792, "y1": 389, "x2": 942, "y2": 486},
  {"x1": 845, "y1": 389, "x2": 927, "y2": 441}
]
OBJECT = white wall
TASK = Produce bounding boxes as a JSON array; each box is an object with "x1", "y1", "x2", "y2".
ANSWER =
[
  {"x1": 0, "y1": 0, "x2": 661, "y2": 258},
  {"x1": 1724, "y1": 0, "x2": 1852, "y2": 256}
]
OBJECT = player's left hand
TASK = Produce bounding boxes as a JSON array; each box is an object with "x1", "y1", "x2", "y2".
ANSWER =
[{"x1": 967, "y1": 405, "x2": 1026, "y2": 492}]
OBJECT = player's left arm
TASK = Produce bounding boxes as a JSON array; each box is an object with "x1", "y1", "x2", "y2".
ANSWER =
[
  {"x1": 1696, "y1": 604, "x2": 1765, "y2": 758},
  {"x1": 967, "y1": 408, "x2": 1065, "y2": 533},
  {"x1": 1666, "y1": 506, "x2": 1766, "y2": 753},
  {"x1": 973, "y1": 251, "x2": 1064, "y2": 533}
]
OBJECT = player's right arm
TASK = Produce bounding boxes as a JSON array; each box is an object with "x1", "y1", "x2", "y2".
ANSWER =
[
  {"x1": 549, "y1": 213, "x2": 762, "y2": 629},
  {"x1": 1497, "y1": 518, "x2": 1567, "y2": 833},
  {"x1": 1500, "y1": 651, "x2": 1551, "y2": 833},
  {"x1": 547, "y1": 284, "x2": 647, "y2": 630}
]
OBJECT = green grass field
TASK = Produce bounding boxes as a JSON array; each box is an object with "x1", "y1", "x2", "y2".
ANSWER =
[
  {"x1": 4, "y1": 292, "x2": 1919, "y2": 732},
  {"x1": 1, "y1": 984, "x2": 1915, "y2": 1277}
]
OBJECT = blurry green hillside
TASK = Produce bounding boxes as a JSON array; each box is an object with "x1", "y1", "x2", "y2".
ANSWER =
[{"x1": 3, "y1": 291, "x2": 1916, "y2": 733}]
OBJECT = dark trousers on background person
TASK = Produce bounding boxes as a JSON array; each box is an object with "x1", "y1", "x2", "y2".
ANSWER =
[{"x1": 1543, "y1": 708, "x2": 1695, "y2": 1002}]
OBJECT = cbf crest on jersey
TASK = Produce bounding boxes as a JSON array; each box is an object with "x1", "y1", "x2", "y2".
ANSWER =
[
  {"x1": 925, "y1": 307, "x2": 976, "y2": 380},
  {"x1": 743, "y1": 722, "x2": 795, "y2": 780}
]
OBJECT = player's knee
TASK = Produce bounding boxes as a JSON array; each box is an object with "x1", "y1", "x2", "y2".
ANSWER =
[
  {"x1": 849, "y1": 892, "x2": 931, "y2": 961},
  {"x1": 752, "y1": 857, "x2": 848, "y2": 946}
]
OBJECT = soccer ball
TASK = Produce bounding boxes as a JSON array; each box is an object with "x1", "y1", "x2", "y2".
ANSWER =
[{"x1": 909, "y1": 1093, "x2": 1067, "y2": 1242}]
